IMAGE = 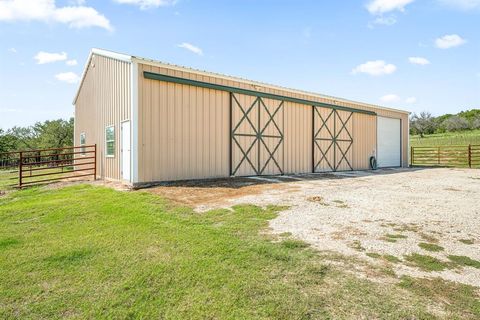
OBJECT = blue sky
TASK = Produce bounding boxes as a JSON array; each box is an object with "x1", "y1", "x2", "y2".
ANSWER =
[{"x1": 1, "y1": 0, "x2": 479, "y2": 128}]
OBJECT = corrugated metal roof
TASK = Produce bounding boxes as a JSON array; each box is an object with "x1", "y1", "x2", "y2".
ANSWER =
[{"x1": 74, "y1": 48, "x2": 410, "y2": 115}]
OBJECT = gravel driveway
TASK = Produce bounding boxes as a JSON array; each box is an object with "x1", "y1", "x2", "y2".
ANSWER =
[
  {"x1": 146, "y1": 167, "x2": 480, "y2": 286},
  {"x1": 220, "y1": 168, "x2": 480, "y2": 286}
]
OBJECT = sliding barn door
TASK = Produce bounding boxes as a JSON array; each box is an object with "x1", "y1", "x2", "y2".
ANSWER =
[
  {"x1": 313, "y1": 107, "x2": 353, "y2": 172},
  {"x1": 231, "y1": 93, "x2": 284, "y2": 176}
]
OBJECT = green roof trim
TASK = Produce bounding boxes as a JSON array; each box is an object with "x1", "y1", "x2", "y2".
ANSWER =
[{"x1": 143, "y1": 71, "x2": 377, "y2": 116}]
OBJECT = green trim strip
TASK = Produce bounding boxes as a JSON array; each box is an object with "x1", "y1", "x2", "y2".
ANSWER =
[{"x1": 143, "y1": 71, "x2": 377, "y2": 116}]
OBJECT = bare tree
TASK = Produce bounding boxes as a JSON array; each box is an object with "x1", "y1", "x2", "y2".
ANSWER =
[
  {"x1": 410, "y1": 111, "x2": 435, "y2": 137},
  {"x1": 472, "y1": 117, "x2": 480, "y2": 129},
  {"x1": 444, "y1": 116, "x2": 470, "y2": 132}
]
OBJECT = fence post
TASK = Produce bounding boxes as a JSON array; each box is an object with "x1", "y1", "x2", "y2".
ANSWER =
[
  {"x1": 19, "y1": 152, "x2": 23, "y2": 188},
  {"x1": 94, "y1": 144, "x2": 97, "y2": 180},
  {"x1": 468, "y1": 144, "x2": 472, "y2": 168},
  {"x1": 438, "y1": 146, "x2": 440, "y2": 165},
  {"x1": 410, "y1": 146, "x2": 414, "y2": 166}
]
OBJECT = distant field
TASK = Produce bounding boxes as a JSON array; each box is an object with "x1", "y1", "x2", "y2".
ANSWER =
[{"x1": 410, "y1": 129, "x2": 480, "y2": 147}]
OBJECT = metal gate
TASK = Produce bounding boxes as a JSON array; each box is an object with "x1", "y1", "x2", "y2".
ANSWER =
[
  {"x1": 313, "y1": 107, "x2": 353, "y2": 172},
  {"x1": 231, "y1": 93, "x2": 284, "y2": 176}
]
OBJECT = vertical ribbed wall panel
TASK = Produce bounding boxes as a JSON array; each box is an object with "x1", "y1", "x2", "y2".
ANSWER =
[
  {"x1": 74, "y1": 55, "x2": 131, "y2": 181},
  {"x1": 137, "y1": 64, "x2": 229, "y2": 182}
]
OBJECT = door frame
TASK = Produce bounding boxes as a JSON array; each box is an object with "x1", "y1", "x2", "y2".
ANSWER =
[{"x1": 120, "y1": 119, "x2": 132, "y2": 182}]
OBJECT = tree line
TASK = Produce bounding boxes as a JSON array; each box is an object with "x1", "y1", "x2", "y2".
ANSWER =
[
  {"x1": 0, "y1": 118, "x2": 73, "y2": 153},
  {"x1": 410, "y1": 109, "x2": 480, "y2": 137}
]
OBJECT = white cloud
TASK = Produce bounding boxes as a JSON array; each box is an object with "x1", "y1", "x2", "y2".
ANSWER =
[
  {"x1": 366, "y1": 0, "x2": 415, "y2": 14},
  {"x1": 0, "y1": 107, "x2": 22, "y2": 113},
  {"x1": 177, "y1": 42, "x2": 203, "y2": 56},
  {"x1": 66, "y1": 59, "x2": 78, "y2": 66},
  {"x1": 369, "y1": 15, "x2": 397, "y2": 27},
  {"x1": 8, "y1": 47, "x2": 17, "y2": 53},
  {"x1": 0, "y1": 0, "x2": 112, "y2": 31},
  {"x1": 438, "y1": 0, "x2": 480, "y2": 10},
  {"x1": 352, "y1": 60, "x2": 397, "y2": 76},
  {"x1": 408, "y1": 56, "x2": 430, "y2": 65},
  {"x1": 113, "y1": 0, "x2": 177, "y2": 9},
  {"x1": 55, "y1": 72, "x2": 80, "y2": 83},
  {"x1": 380, "y1": 94, "x2": 401, "y2": 103},
  {"x1": 435, "y1": 34, "x2": 467, "y2": 49},
  {"x1": 405, "y1": 97, "x2": 417, "y2": 103},
  {"x1": 34, "y1": 51, "x2": 67, "y2": 64}
]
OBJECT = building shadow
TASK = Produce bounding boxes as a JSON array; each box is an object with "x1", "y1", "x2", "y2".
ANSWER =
[{"x1": 141, "y1": 167, "x2": 430, "y2": 190}]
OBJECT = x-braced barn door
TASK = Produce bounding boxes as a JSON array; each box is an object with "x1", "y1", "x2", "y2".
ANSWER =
[
  {"x1": 313, "y1": 107, "x2": 353, "y2": 172},
  {"x1": 231, "y1": 93, "x2": 284, "y2": 176}
]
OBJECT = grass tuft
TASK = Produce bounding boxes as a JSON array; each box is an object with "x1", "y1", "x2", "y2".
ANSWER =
[
  {"x1": 383, "y1": 255, "x2": 401, "y2": 263},
  {"x1": 385, "y1": 233, "x2": 407, "y2": 239},
  {"x1": 418, "y1": 242, "x2": 444, "y2": 252},
  {"x1": 459, "y1": 239, "x2": 474, "y2": 245},
  {"x1": 350, "y1": 240, "x2": 365, "y2": 251},
  {"x1": 448, "y1": 255, "x2": 480, "y2": 269},
  {"x1": 0, "y1": 238, "x2": 20, "y2": 249},
  {"x1": 44, "y1": 248, "x2": 95, "y2": 267},
  {"x1": 366, "y1": 252, "x2": 401, "y2": 263},
  {"x1": 382, "y1": 237, "x2": 398, "y2": 243},
  {"x1": 281, "y1": 239, "x2": 310, "y2": 250},
  {"x1": 405, "y1": 253, "x2": 450, "y2": 272}
]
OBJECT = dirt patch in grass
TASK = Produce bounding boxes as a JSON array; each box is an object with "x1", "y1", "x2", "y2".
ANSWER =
[{"x1": 145, "y1": 177, "x2": 300, "y2": 207}]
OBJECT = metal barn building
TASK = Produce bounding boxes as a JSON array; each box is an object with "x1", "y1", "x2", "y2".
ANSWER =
[{"x1": 74, "y1": 49, "x2": 410, "y2": 186}]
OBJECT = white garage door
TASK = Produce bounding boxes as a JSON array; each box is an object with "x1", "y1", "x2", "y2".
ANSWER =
[{"x1": 377, "y1": 117, "x2": 401, "y2": 168}]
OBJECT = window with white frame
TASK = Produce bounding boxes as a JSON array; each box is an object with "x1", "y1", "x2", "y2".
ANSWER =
[
  {"x1": 106, "y1": 126, "x2": 115, "y2": 157},
  {"x1": 80, "y1": 132, "x2": 86, "y2": 155}
]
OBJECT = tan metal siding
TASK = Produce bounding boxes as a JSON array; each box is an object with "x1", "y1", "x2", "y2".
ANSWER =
[
  {"x1": 283, "y1": 102, "x2": 311, "y2": 174},
  {"x1": 137, "y1": 61, "x2": 409, "y2": 182},
  {"x1": 74, "y1": 55, "x2": 131, "y2": 180},
  {"x1": 137, "y1": 64, "x2": 229, "y2": 182},
  {"x1": 352, "y1": 113, "x2": 377, "y2": 170}
]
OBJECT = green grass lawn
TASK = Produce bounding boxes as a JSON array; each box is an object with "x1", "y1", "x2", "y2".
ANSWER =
[
  {"x1": 0, "y1": 166, "x2": 84, "y2": 191},
  {"x1": 0, "y1": 170, "x2": 17, "y2": 190},
  {"x1": 1, "y1": 185, "x2": 479, "y2": 319},
  {"x1": 410, "y1": 129, "x2": 480, "y2": 147}
]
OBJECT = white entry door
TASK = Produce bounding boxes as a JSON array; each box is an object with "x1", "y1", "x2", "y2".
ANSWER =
[
  {"x1": 121, "y1": 121, "x2": 131, "y2": 181},
  {"x1": 377, "y1": 117, "x2": 401, "y2": 168}
]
